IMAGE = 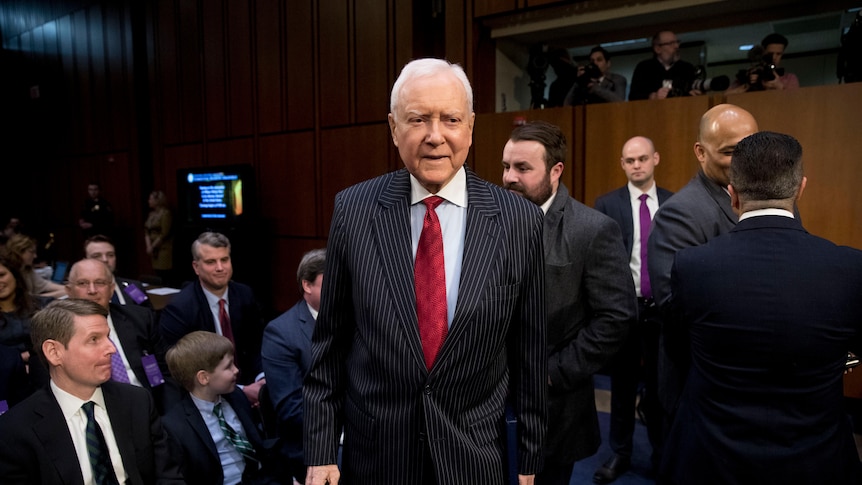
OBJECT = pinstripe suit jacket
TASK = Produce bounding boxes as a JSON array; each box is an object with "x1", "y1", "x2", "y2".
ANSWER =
[{"x1": 304, "y1": 167, "x2": 547, "y2": 484}]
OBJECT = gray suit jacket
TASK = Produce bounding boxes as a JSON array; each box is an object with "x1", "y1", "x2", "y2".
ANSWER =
[
  {"x1": 543, "y1": 184, "x2": 637, "y2": 464},
  {"x1": 647, "y1": 170, "x2": 736, "y2": 413},
  {"x1": 304, "y1": 167, "x2": 547, "y2": 484}
]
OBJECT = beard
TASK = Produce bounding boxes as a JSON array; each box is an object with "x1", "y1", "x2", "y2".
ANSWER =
[{"x1": 504, "y1": 172, "x2": 554, "y2": 207}]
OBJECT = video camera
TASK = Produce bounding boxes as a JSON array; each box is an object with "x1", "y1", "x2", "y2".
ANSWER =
[
  {"x1": 666, "y1": 65, "x2": 730, "y2": 97},
  {"x1": 735, "y1": 45, "x2": 785, "y2": 91}
]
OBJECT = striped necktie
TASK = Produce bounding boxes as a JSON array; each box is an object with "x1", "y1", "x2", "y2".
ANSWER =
[
  {"x1": 82, "y1": 401, "x2": 119, "y2": 485},
  {"x1": 213, "y1": 402, "x2": 255, "y2": 459}
]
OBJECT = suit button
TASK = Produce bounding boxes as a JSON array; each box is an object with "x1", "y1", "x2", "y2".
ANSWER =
[{"x1": 424, "y1": 385, "x2": 432, "y2": 395}]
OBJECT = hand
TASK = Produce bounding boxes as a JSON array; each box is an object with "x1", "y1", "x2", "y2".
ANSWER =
[
  {"x1": 242, "y1": 378, "x2": 266, "y2": 408},
  {"x1": 518, "y1": 474, "x2": 535, "y2": 485},
  {"x1": 762, "y1": 72, "x2": 784, "y2": 90},
  {"x1": 650, "y1": 87, "x2": 671, "y2": 100},
  {"x1": 307, "y1": 464, "x2": 340, "y2": 485},
  {"x1": 20, "y1": 350, "x2": 30, "y2": 363}
]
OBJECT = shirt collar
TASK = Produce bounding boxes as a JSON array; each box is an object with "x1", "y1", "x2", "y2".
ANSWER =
[
  {"x1": 202, "y1": 284, "x2": 228, "y2": 307},
  {"x1": 539, "y1": 190, "x2": 557, "y2": 215},
  {"x1": 628, "y1": 181, "x2": 658, "y2": 201},
  {"x1": 738, "y1": 208, "x2": 795, "y2": 221},
  {"x1": 410, "y1": 166, "x2": 467, "y2": 208},
  {"x1": 51, "y1": 380, "x2": 106, "y2": 421}
]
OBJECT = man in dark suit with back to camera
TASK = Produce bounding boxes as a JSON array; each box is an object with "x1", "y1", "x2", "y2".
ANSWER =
[
  {"x1": 261, "y1": 247, "x2": 326, "y2": 484},
  {"x1": 65, "y1": 258, "x2": 176, "y2": 414},
  {"x1": 648, "y1": 104, "x2": 758, "y2": 426},
  {"x1": 501, "y1": 120, "x2": 636, "y2": 485},
  {"x1": 661, "y1": 131, "x2": 862, "y2": 484},
  {"x1": 0, "y1": 298, "x2": 183, "y2": 484},
  {"x1": 593, "y1": 136, "x2": 672, "y2": 482},
  {"x1": 303, "y1": 58, "x2": 547, "y2": 485},
  {"x1": 160, "y1": 232, "x2": 266, "y2": 405}
]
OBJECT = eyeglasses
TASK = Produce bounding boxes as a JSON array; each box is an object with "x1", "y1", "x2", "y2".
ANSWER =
[
  {"x1": 72, "y1": 280, "x2": 110, "y2": 289},
  {"x1": 657, "y1": 40, "x2": 680, "y2": 47}
]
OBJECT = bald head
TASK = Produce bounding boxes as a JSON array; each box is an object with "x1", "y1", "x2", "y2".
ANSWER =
[
  {"x1": 620, "y1": 136, "x2": 660, "y2": 189},
  {"x1": 67, "y1": 259, "x2": 114, "y2": 309},
  {"x1": 695, "y1": 104, "x2": 758, "y2": 187}
]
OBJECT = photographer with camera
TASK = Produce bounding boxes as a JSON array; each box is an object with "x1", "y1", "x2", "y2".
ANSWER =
[
  {"x1": 728, "y1": 33, "x2": 799, "y2": 94},
  {"x1": 563, "y1": 46, "x2": 627, "y2": 105},
  {"x1": 629, "y1": 31, "x2": 700, "y2": 100}
]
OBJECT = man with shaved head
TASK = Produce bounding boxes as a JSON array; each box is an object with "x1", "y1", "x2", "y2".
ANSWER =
[
  {"x1": 65, "y1": 258, "x2": 174, "y2": 413},
  {"x1": 592, "y1": 136, "x2": 673, "y2": 482},
  {"x1": 647, "y1": 103, "x2": 759, "y2": 461}
]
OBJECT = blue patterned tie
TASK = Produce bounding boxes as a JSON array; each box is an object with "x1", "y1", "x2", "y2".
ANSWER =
[
  {"x1": 214, "y1": 402, "x2": 256, "y2": 459},
  {"x1": 82, "y1": 401, "x2": 119, "y2": 485}
]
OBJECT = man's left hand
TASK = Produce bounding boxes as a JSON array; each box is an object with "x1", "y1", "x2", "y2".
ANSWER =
[
  {"x1": 518, "y1": 474, "x2": 535, "y2": 485},
  {"x1": 243, "y1": 378, "x2": 266, "y2": 408}
]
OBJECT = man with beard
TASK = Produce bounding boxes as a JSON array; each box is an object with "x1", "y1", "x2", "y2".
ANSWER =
[{"x1": 502, "y1": 120, "x2": 636, "y2": 484}]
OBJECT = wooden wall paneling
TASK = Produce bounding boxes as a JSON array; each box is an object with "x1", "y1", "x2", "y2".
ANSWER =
[
  {"x1": 162, "y1": 143, "x2": 205, "y2": 210},
  {"x1": 445, "y1": 0, "x2": 467, "y2": 66},
  {"x1": 72, "y1": 9, "x2": 94, "y2": 152},
  {"x1": 354, "y1": 0, "x2": 389, "y2": 124},
  {"x1": 318, "y1": 0, "x2": 351, "y2": 127},
  {"x1": 202, "y1": 0, "x2": 227, "y2": 140},
  {"x1": 728, "y1": 84, "x2": 862, "y2": 248},
  {"x1": 285, "y1": 0, "x2": 314, "y2": 131},
  {"x1": 258, "y1": 132, "x2": 317, "y2": 237},
  {"x1": 177, "y1": 0, "x2": 203, "y2": 142},
  {"x1": 226, "y1": 0, "x2": 253, "y2": 136},
  {"x1": 319, "y1": 123, "x2": 393, "y2": 235},
  {"x1": 582, "y1": 96, "x2": 710, "y2": 207},
  {"x1": 472, "y1": 107, "x2": 575, "y2": 191},
  {"x1": 206, "y1": 137, "x2": 255, "y2": 166},
  {"x1": 392, "y1": 0, "x2": 412, "y2": 76},
  {"x1": 473, "y1": 0, "x2": 518, "y2": 18},
  {"x1": 155, "y1": 0, "x2": 180, "y2": 145},
  {"x1": 254, "y1": 0, "x2": 283, "y2": 134},
  {"x1": 104, "y1": 2, "x2": 130, "y2": 151},
  {"x1": 88, "y1": 4, "x2": 110, "y2": 153}
]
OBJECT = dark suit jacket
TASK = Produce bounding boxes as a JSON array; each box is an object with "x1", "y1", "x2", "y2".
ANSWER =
[
  {"x1": 304, "y1": 167, "x2": 547, "y2": 484},
  {"x1": 543, "y1": 184, "x2": 637, "y2": 464},
  {"x1": 261, "y1": 299, "x2": 314, "y2": 459},
  {"x1": 0, "y1": 381, "x2": 183, "y2": 484},
  {"x1": 661, "y1": 215, "x2": 862, "y2": 484},
  {"x1": 594, "y1": 184, "x2": 674, "y2": 256},
  {"x1": 162, "y1": 389, "x2": 274, "y2": 485},
  {"x1": 564, "y1": 71, "x2": 627, "y2": 105},
  {"x1": 160, "y1": 281, "x2": 264, "y2": 384},
  {"x1": 647, "y1": 170, "x2": 735, "y2": 413},
  {"x1": 110, "y1": 303, "x2": 179, "y2": 414}
]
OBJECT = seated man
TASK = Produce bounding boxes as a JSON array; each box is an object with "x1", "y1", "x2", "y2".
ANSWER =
[
  {"x1": 163, "y1": 331, "x2": 275, "y2": 485},
  {"x1": 261, "y1": 248, "x2": 326, "y2": 484},
  {"x1": 160, "y1": 232, "x2": 265, "y2": 404},
  {"x1": 0, "y1": 299, "x2": 182, "y2": 483},
  {"x1": 65, "y1": 258, "x2": 177, "y2": 414},
  {"x1": 84, "y1": 235, "x2": 151, "y2": 307}
]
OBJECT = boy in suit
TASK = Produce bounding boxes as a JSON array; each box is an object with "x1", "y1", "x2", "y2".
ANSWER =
[{"x1": 163, "y1": 331, "x2": 274, "y2": 485}]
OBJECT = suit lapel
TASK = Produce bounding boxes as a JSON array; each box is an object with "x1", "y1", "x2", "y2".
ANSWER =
[
  {"x1": 193, "y1": 283, "x2": 217, "y2": 333},
  {"x1": 31, "y1": 389, "x2": 85, "y2": 485},
  {"x1": 698, "y1": 171, "x2": 737, "y2": 225},
  {"x1": 618, "y1": 186, "x2": 635, "y2": 253},
  {"x1": 103, "y1": 383, "x2": 140, "y2": 480},
  {"x1": 110, "y1": 307, "x2": 145, "y2": 384},
  {"x1": 183, "y1": 396, "x2": 219, "y2": 459},
  {"x1": 372, "y1": 169, "x2": 426, "y2": 369},
  {"x1": 298, "y1": 301, "x2": 314, "y2": 342}
]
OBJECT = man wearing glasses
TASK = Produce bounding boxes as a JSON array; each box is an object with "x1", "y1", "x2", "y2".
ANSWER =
[
  {"x1": 64, "y1": 258, "x2": 176, "y2": 414},
  {"x1": 629, "y1": 31, "x2": 699, "y2": 101}
]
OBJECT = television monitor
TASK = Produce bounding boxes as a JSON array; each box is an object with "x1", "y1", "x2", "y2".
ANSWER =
[{"x1": 177, "y1": 164, "x2": 255, "y2": 226}]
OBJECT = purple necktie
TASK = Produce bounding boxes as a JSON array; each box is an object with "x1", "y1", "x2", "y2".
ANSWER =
[
  {"x1": 414, "y1": 196, "x2": 448, "y2": 369},
  {"x1": 110, "y1": 347, "x2": 130, "y2": 383},
  {"x1": 639, "y1": 193, "x2": 652, "y2": 299}
]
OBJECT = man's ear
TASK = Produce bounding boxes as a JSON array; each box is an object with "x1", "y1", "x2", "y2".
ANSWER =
[
  {"x1": 796, "y1": 176, "x2": 807, "y2": 201},
  {"x1": 729, "y1": 184, "x2": 741, "y2": 215},
  {"x1": 42, "y1": 339, "x2": 62, "y2": 367}
]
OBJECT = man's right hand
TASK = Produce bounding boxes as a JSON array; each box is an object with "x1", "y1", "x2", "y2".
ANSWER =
[{"x1": 307, "y1": 464, "x2": 340, "y2": 485}]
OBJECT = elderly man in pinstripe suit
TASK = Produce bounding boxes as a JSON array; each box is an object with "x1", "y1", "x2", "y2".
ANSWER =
[{"x1": 304, "y1": 58, "x2": 547, "y2": 485}]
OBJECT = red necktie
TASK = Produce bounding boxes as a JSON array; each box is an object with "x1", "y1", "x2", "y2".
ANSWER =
[
  {"x1": 639, "y1": 194, "x2": 652, "y2": 299},
  {"x1": 218, "y1": 299, "x2": 235, "y2": 345},
  {"x1": 415, "y1": 196, "x2": 448, "y2": 369}
]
